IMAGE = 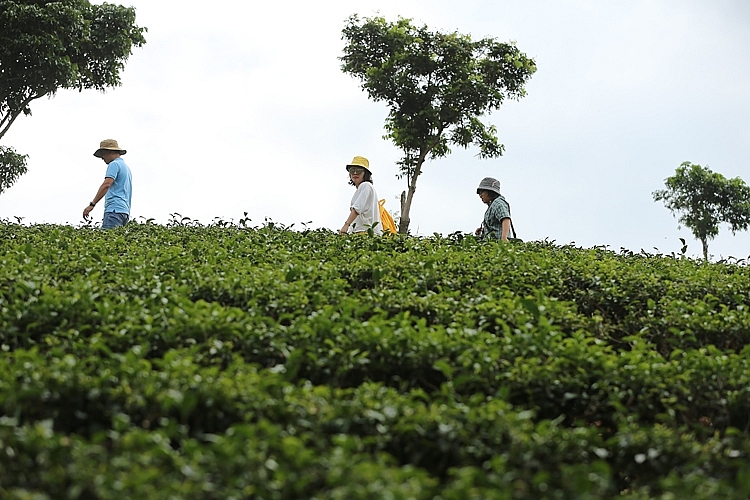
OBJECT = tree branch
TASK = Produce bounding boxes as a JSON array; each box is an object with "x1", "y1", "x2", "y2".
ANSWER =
[{"x1": 0, "y1": 93, "x2": 41, "y2": 141}]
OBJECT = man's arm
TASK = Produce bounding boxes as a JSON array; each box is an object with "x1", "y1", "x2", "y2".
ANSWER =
[{"x1": 83, "y1": 177, "x2": 114, "y2": 219}]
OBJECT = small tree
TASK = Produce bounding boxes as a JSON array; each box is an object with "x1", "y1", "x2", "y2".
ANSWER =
[
  {"x1": 0, "y1": 146, "x2": 28, "y2": 195},
  {"x1": 341, "y1": 15, "x2": 536, "y2": 234},
  {"x1": 653, "y1": 162, "x2": 750, "y2": 260},
  {"x1": 0, "y1": 0, "x2": 146, "y2": 192}
]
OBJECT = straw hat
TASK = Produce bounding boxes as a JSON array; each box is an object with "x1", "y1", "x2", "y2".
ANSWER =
[
  {"x1": 345, "y1": 156, "x2": 371, "y2": 173},
  {"x1": 476, "y1": 177, "x2": 501, "y2": 195},
  {"x1": 93, "y1": 139, "x2": 127, "y2": 158}
]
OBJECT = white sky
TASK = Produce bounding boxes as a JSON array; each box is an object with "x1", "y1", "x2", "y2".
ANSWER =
[{"x1": 2, "y1": 0, "x2": 749, "y2": 260}]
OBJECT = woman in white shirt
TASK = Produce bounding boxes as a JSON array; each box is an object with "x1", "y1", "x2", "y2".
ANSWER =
[{"x1": 339, "y1": 156, "x2": 382, "y2": 235}]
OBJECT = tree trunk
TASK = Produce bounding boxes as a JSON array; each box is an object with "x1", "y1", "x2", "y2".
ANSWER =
[
  {"x1": 398, "y1": 156, "x2": 426, "y2": 234},
  {"x1": 396, "y1": 134, "x2": 443, "y2": 234},
  {"x1": 701, "y1": 236, "x2": 708, "y2": 261}
]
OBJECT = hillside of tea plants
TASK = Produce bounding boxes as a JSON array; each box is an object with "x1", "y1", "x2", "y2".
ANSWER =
[{"x1": 2, "y1": 220, "x2": 750, "y2": 499}]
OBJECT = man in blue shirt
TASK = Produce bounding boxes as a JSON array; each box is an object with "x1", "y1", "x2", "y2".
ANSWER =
[{"x1": 83, "y1": 139, "x2": 132, "y2": 229}]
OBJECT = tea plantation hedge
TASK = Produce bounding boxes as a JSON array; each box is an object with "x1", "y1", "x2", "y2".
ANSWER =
[{"x1": 2, "y1": 221, "x2": 750, "y2": 499}]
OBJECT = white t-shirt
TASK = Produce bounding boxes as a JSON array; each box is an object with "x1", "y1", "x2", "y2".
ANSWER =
[{"x1": 349, "y1": 182, "x2": 382, "y2": 235}]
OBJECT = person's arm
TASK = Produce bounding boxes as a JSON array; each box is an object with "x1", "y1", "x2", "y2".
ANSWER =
[
  {"x1": 500, "y1": 218, "x2": 511, "y2": 241},
  {"x1": 339, "y1": 207, "x2": 359, "y2": 234},
  {"x1": 341, "y1": 183, "x2": 373, "y2": 234},
  {"x1": 83, "y1": 177, "x2": 114, "y2": 219}
]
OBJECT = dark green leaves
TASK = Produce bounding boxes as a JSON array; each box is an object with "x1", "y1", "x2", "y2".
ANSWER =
[
  {"x1": 0, "y1": 146, "x2": 28, "y2": 195},
  {"x1": 0, "y1": 0, "x2": 147, "y2": 141},
  {"x1": 2, "y1": 222, "x2": 750, "y2": 497},
  {"x1": 341, "y1": 14, "x2": 535, "y2": 164}
]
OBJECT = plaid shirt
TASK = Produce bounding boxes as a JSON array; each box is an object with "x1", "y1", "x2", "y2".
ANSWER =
[{"x1": 481, "y1": 195, "x2": 511, "y2": 239}]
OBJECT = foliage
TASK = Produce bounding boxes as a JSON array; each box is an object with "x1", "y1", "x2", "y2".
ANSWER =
[
  {"x1": 653, "y1": 162, "x2": 750, "y2": 261},
  {"x1": 2, "y1": 221, "x2": 750, "y2": 498},
  {"x1": 0, "y1": 0, "x2": 147, "y2": 140},
  {"x1": 341, "y1": 15, "x2": 536, "y2": 234},
  {"x1": 0, "y1": 146, "x2": 28, "y2": 195}
]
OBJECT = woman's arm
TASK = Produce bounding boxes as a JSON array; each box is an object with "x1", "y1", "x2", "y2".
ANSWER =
[
  {"x1": 339, "y1": 208, "x2": 359, "y2": 234},
  {"x1": 501, "y1": 218, "x2": 511, "y2": 241}
]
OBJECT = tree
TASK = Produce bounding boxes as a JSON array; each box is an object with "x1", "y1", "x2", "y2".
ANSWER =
[
  {"x1": 0, "y1": 0, "x2": 146, "y2": 192},
  {"x1": 653, "y1": 162, "x2": 750, "y2": 260},
  {"x1": 340, "y1": 15, "x2": 536, "y2": 234},
  {"x1": 0, "y1": 146, "x2": 27, "y2": 195}
]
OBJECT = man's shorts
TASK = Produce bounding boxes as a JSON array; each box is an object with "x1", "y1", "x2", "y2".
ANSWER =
[{"x1": 102, "y1": 212, "x2": 129, "y2": 230}]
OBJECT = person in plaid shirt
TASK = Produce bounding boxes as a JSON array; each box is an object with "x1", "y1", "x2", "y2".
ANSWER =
[{"x1": 475, "y1": 177, "x2": 511, "y2": 241}]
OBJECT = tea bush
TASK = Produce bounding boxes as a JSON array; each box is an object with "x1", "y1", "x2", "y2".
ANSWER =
[{"x1": 2, "y1": 221, "x2": 750, "y2": 499}]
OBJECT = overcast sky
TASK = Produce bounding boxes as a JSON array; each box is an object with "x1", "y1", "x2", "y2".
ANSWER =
[{"x1": 2, "y1": 0, "x2": 749, "y2": 260}]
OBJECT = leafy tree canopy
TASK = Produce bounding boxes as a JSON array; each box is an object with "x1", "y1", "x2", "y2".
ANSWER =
[
  {"x1": 341, "y1": 15, "x2": 536, "y2": 233},
  {"x1": 0, "y1": 0, "x2": 147, "y2": 140},
  {"x1": 653, "y1": 161, "x2": 750, "y2": 260},
  {"x1": 0, "y1": 145, "x2": 27, "y2": 195}
]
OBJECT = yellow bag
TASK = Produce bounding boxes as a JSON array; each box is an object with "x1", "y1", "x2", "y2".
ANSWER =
[{"x1": 378, "y1": 199, "x2": 397, "y2": 234}]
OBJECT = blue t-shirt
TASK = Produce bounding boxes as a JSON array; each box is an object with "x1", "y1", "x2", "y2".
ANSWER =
[{"x1": 104, "y1": 157, "x2": 132, "y2": 214}]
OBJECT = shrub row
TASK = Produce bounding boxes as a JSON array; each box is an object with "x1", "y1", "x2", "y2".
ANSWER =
[
  {"x1": 3, "y1": 223, "x2": 749, "y2": 353},
  {"x1": 2, "y1": 348, "x2": 750, "y2": 498},
  {"x1": 2, "y1": 222, "x2": 750, "y2": 498},
  {"x1": 3, "y1": 276, "x2": 750, "y2": 431}
]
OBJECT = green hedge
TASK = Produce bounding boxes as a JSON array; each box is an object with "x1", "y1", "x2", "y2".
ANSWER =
[{"x1": 2, "y1": 221, "x2": 750, "y2": 498}]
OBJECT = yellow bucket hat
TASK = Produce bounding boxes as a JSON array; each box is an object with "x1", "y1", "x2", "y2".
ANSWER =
[{"x1": 346, "y1": 156, "x2": 371, "y2": 173}]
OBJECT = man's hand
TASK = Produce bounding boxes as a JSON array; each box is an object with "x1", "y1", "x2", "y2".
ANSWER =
[{"x1": 84, "y1": 178, "x2": 113, "y2": 220}]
